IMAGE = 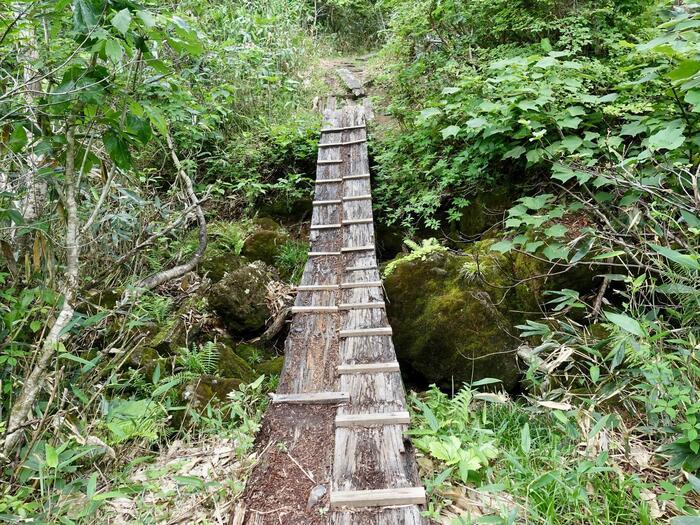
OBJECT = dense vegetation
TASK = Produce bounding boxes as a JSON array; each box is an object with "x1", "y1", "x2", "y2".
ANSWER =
[{"x1": 1, "y1": 0, "x2": 699, "y2": 523}]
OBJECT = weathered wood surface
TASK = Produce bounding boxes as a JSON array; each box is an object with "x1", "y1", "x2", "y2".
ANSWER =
[{"x1": 240, "y1": 100, "x2": 425, "y2": 524}]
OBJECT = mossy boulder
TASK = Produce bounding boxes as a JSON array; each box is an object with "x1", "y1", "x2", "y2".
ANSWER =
[{"x1": 207, "y1": 261, "x2": 276, "y2": 335}]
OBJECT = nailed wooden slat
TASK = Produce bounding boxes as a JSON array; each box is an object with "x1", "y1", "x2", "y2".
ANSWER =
[
  {"x1": 270, "y1": 391, "x2": 349, "y2": 404},
  {"x1": 318, "y1": 159, "x2": 343, "y2": 165},
  {"x1": 342, "y1": 218, "x2": 373, "y2": 225},
  {"x1": 295, "y1": 284, "x2": 339, "y2": 291},
  {"x1": 343, "y1": 194, "x2": 372, "y2": 202},
  {"x1": 340, "y1": 281, "x2": 383, "y2": 289},
  {"x1": 310, "y1": 223, "x2": 342, "y2": 230},
  {"x1": 330, "y1": 487, "x2": 426, "y2": 509},
  {"x1": 308, "y1": 251, "x2": 342, "y2": 257},
  {"x1": 340, "y1": 245, "x2": 375, "y2": 253},
  {"x1": 321, "y1": 124, "x2": 366, "y2": 132},
  {"x1": 345, "y1": 264, "x2": 378, "y2": 271},
  {"x1": 338, "y1": 302, "x2": 385, "y2": 310},
  {"x1": 335, "y1": 411, "x2": 409, "y2": 427},
  {"x1": 291, "y1": 306, "x2": 339, "y2": 313},
  {"x1": 319, "y1": 139, "x2": 367, "y2": 148},
  {"x1": 339, "y1": 327, "x2": 393, "y2": 337},
  {"x1": 313, "y1": 199, "x2": 342, "y2": 205},
  {"x1": 343, "y1": 173, "x2": 370, "y2": 180},
  {"x1": 337, "y1": 362, "x2": 399, "y2": 374},
  {"x1": 316, "y1": 178, "x2": 343, "y2": 184}
]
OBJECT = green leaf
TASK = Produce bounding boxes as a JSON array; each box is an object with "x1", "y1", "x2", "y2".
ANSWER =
[
  {"x1": 648, "y1": 126, "x2": 685, "y2": 151},
  {"x1": 649, "y1": 243, "x2": 700, "y2": 270},
  {"x1": 112, "y1": 9, "x2": 132, "y2": 35},
  {"x1": 46, "y1": 444, "x2": 58, "y2": 469},
  {"x1": 605, "y1": 312, "x2": 645, "y2": 337},
  {"x1": 441, "y1": 125, "x2": 460, "y2": 140},
  {"x1": 103, "y1": 129, "x2": 132, "y2": 169}
]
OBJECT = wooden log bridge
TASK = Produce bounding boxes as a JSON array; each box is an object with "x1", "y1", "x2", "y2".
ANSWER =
[{"x1": 235, "y1": 98, "x2": 426, "y2": 524}]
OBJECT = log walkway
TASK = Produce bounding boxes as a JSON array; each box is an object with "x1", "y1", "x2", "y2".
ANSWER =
[{"x1": 235, "y1": 80, "x2": 425, "y2": 524}]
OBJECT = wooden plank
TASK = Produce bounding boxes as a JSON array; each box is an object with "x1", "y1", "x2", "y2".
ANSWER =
[
  {"x1": 342, "y1": 218, "x2": 373, "y2": 225},
  {"x1": 308, "y1": 251, "x2": 342, "y2": 257},
  {"x1": 270, "y1": 391, "x2": 349, "y2": 404},
  {"x1": 343, "y1": 173, "x2": 370, "y2": 180},
  {"x1": 319, "y1": 139, "x2": 367, "y2": 148},
  {"x1": 295, "y1": 284, "x2": 339, "y2": 291},
  {"x1": 340, "y1": 280, "x2": 382, "y2": 289},
  {"x1": 313, "y1": 199, "x2": 342, "y2": 205},
  {"x1": 310, "y1": 223, "x2": 341, "y2": 230},
  {"x1": 339, "y1": 327, "x2": 393, "y2": 337},
  {"x1": 330, "y1": 487, "x2": 426, "y2": 509},
  {"x1": 340, "y1": 245, "x2": 374, "y2": 253},
  {"x1": 338, "y1": 302, "x2": 385, "y2": 310},
  {"x1": 337, "y1": 362, "x2": 399, "y2": 374},
  {"x1": 345, "y1": 264, "x2": 378, "y2": 271},
  {"x1": 335, "y1": 411, "x2": 410, "y2": 427},
  {"x1": 291, "y1": 306, "x2": 339, "y2": 313},
  {"x1": 321, "y1": 124, "x2": 366, "y2": 133},
  {"x1": 343, "y1": 194, "x2": 372, "y2": 202},
  {"x1": 318, "y1": 159, "x2": 343, "y2": 165}
]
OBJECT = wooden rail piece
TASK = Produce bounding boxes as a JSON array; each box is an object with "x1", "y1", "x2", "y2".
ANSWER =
[
  {"x1": 270, "y1": 391, "x2": 350, "y2": 404},
  {"x1": 343, "y1": 194, "x2": 372, "y2": 202},
  {"x1": 341, "y1": 245, "x2": 375, "y2": 253},
  {"x1": 310, "y1": 223, "x2": 342, "y2": 230},
  {"x1": 343, "y1": 173, "x2": 370, "y2": 180},
  {"x1": 339, "y1": 327, "x2": 393, "y2": 338},
  {"x1": 295, "y1": 284, "x2": 339, "y2": 291},
  {"x1": 335, "y1": 411, "x2": 410, "y2": 427},
  {"x1": 330, "y1": 487, "x2": 426, "y2": 509},
  {"x1": 321, "y1": 124, "x2": 366, "y2": 133},
  {"x1": 291, "y1": 306, "x2": 339, "y2": 313},
  {"x1": 319, "y1": 139, "x2": 367, "y2": 148},
  {"x1": 337, "y1": 362, "x2": 399, "y2": 374},
  {"x1": 340, "y1": 280, "x2": 383, "y2": 289},
  {"x1": 338, "y1": 302, "x2": 386, "y2": 310},
  {"x1": 313, "y1": 199, "x2": 342, "y2": 205}
]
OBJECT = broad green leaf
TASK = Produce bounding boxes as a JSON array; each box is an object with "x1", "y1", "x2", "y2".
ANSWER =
[
  {"x1": 111, "y1": 9, "x2": 132, "y2": 35},
  {"x1": 648, "y1": 126, "x2": 685, "y2": 151},
  {"x1": 605, "y1": 312, "x2": 645, "y2": 337}
]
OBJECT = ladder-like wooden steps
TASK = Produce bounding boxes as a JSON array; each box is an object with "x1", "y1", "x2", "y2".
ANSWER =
[
  {"x1": 340, "y1": 280, "x2": 382, "y2": 288},
  {"x1": 337, "y1": 361, "x2": 399, "y2": 374},
  {"x1": 319, "y1": 139, "x2": 367, "y2": 148},
  {"x1": 343, "y1": 173, "x2": 370, "y2": 180},
  {"x1": 338, "y1": 302, "x2": 385, "y2": 310},
  {"x1": 310, "y1": 223, "x2": 342, "y2": 230},
  {"x1": 291, "y1": 306, "x2": 339, "y2": 313},
  {"x1": 341, "y1": 245, "x2": 374, "y2": 253},
  {"x1": 330, "y1": 487, "x2": 426, "y2": 509},
  {"x1": 321, "y1": 124, "x2": 366, "y2": 132},
  {"x1": 342, "y1": 218, "x2": 373, "y2": 225},
  {"x1": 270, "y1": 391, "x2": 350, "y2": 404},
  {"x1": 335, "y1": 411, "x2": 410, "y2": 427},
  {"x1": 313, "y1": 199, "x2": 342, "y2": 205},
  {"x1": 343, "y1": 194, "x2": 372, "y2": 201},
  {"x1": 339, "y1": 327, "x2": 393, "y2": 338}
]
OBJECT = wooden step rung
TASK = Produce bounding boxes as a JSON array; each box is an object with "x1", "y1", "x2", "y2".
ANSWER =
[
  {"x1": 335, "y1": 410, "x2": 409, "y2": 427},
  {"x1": 339, "y1": 327, "x2": 392, "y2": 337},
  {"x1": 315, "y1": 178, "x2": 343, "y2": 184},
  {"x1": 318, "y1": 139, "x2": 367, "y2": 148},
  {"x1": 313, "y1": 199, "x2": 342, "y2": 206},
  {"x1": 338, "y1": 302, "x2": 385, "y2": 310},
  {"x1": 330, "y1": 487, "x2": 426, "y2": 509},
  {"x1": 308, "y1": 251, "x2": 342, "y2": 257},
  {"x1": 337, "y1": 361, "x2": 399, "y2": 374},
  {"x1": 343, "y1": 194, "x2": 372, "y2": 202},
  {"x1": 318, "y1": 159, "x2": 343, "y2": 165},
  {"x1": 295, "y1": 284, "x2": 339, "y2": 291},
  {"x1": 321, "y1": 124, "x2": 366, "y2": 132},
  {"x1": 340, "y1": 245, "x2": 375, "y2": 253},
  {"x1": 270, "y1": 391, "x2": 349, "y2": 404},
  {"x1": 343, "y1": 173, "x2": 371, "y2": 180},
  {"x1": 291, "y1": 306, "x2": 339, "y2": 313},
  {"x1": 342, "y1": 218, "x2": 373, "y2": 225},
  {"x1": 310, "y1": 224, "x2": 341, "y2": 230},
  {"x1": 345, "y1": 264, "x2": 378, "y2": 272},
  {"x1": 340, "y1": 281, "x2": 382, "y2": 289}
]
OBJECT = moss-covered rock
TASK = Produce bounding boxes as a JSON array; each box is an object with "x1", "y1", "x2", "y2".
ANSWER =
[
  {"x1": 384, "y1": 239, "x2": 594, "y2": 391},
  {"x1": 207, "y1": 261, "x2": 276, "y2": 335}
]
